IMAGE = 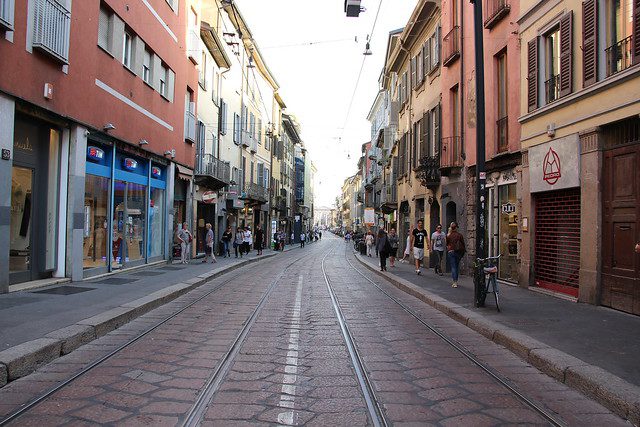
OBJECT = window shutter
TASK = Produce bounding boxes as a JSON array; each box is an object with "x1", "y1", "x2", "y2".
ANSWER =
[
  {"x1": 421, "y1": 111, "x2": 428, "y2": 157},
  {"x1": 559, "y1": 11, "x2": 573, "y2": 98},
  {"x1": 410, "y1": 56, "x2": 416, "y2": 89},
  {"x1": 434, "y1": 104, "x2": 441, "y2": 155},
  {"x1": 582, "y1": 0, "x2": 598, "y2": 87},
  {"x1": 435, "y1": 26, "x2": 441, "y2": 66},
  {"x1": 527, "y1": 38, "x2": 539, "y2": 112},
  {"x1": 257, "y1": 163, "x2": 264, "y2": 188},
  {"x1": 425, "y1": 38, "x2": 432, "y2": 74},
  {"x1": 633, "y1": 0, "x2": 640, "y2": 64},
  {"x1": 98, "y1": 8, "x2": 110, "y2": 50},
  {"x1": 422, "y1": 43, "x2": 428, "y2": 78}
]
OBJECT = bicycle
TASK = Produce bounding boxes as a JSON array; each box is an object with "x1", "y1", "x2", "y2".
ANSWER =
[{"x1": 475, "y1": 254, "x2": 501, "y2": 312}]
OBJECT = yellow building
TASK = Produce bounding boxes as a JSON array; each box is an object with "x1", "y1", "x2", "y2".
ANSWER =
[
  {"x1": 385, "y1": 0, "x2": 442, "y2": 252},
  {"x1": 518, "y1": 0, "x2": 640, "y2": 314}
]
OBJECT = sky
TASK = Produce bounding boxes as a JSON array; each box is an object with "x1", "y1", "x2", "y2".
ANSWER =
[{"x1": 234, "y1": 0, "x2": 416, "y2": 208}]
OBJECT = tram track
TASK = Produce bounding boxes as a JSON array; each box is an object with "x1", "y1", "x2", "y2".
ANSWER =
[
  {"x1": 332, "y1": 246, "x2": 566, "y2": 427},
  {"x1": 0, "y1": 249, "x2": 318, "y2": 427}
]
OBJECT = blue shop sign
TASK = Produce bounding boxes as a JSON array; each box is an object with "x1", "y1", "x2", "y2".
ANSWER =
[
  {"x1": 151, "y1": 166, "x2": 161, "y2": 179},
  {"x1": 87, "y1": 146, "x2": 105, "y2": 162},
  {"x1": 123, "y1": 157, "x2": 138, "y2": 171}
]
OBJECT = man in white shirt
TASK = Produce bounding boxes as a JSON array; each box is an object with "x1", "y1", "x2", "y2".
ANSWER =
[{"x1": 243, "y1": 227, "x2": 252, "y2": 254}]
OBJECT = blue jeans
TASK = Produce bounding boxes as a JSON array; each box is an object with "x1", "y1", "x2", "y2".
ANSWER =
[
  {"x1": 448, "y1": 251, "x2": 462, "y2": 282},
  {"x1": 222, "y1": 241, "x2": 230, "y2": 256}
]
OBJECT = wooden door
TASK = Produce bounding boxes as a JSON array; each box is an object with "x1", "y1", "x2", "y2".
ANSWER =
[{"x1": 602, "y1": 143, "x2": 640, "y2": 315}]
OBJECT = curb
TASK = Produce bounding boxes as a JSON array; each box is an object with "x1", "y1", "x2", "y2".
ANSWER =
[
  {"x1": 0, "y1": 251, "x2": 279, "y2": 389},
  {"x1": 354, "y1": 252, "x2": 640, "y2": 425}
]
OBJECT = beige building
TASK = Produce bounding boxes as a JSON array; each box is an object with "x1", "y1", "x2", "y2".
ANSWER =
[
  {"x1": 518, "y1": 0, "x2": 640, "y2": 314},
  {"x1": 385, "y1": 0, "x2": 442, "y2": 252}
]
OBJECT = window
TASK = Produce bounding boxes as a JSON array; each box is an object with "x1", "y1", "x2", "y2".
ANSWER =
[
  {"x1": 412, "y1": 121, "x2": 420, "y2": 168},
  {"x1": 143, "y1": 49, "x2": 152, "y2": 84},
  {"x1": 97, "y1": 6, "x2": 112, "y2": 52},
  {"x1": 496, "y1": 51, "x2": 508, "y2": 152},
  {"x1": 605, "y1": 0, "x2": 634, "y2": 76},
  {"x1": 165, "y1": 0, "x2": 177, "y2": 11},
  {"x1": 211, "y1": 70, "x2": 219, "y2": 103},
  {"x1": 452, "y1": 0, "x2": 459, "y2": 27},
  {"x1": 0, "y1": 0, "x2": 15, "y2": 30},
  {"x1": 544, "y1": 27, "x2": 561, "y2": 103},
  {"x1": 452, "y1": 85, "x2": 460, "y2": 138},
  {"x1": 430, "y1": 27, "x2": 441, "y2": 70},
  {"x1": 123, "y1": 31, "x2": 132, "y2": 68},
  {"x1": 219, "y1": 99, "x2": 227, "y2": 135},
  {"x1": 257, "y1": 163, "x2": 264, "y2": 188},
  {"x1": 250, "y1": 161, "x2": 255, "y2": 184},
  {"x1": 416, "y1": 51, "x2": 423, "y2": 87},
  {"x1": 233, "y1": 113, "x2": 241, "y2": 144},
  {"x1": 32, "y1": 0, "x2": 71, "y2": 63},
  {"x1": 258, "y1": 118, "x2": 263, "y2": 145},
  {"x1": 159, "y1": 64, "x2": 168, "y2": 97},
  {"x1": 241, "y1": 156, "x2": 246, "y2": 191},
  {"x1": 199, "y1": 50, "x2": 207, "y2": 89}
]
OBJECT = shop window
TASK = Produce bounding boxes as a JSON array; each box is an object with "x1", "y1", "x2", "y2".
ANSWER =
[{"x1": 83, "y1": 175, "x2": 110, "y2": 269}]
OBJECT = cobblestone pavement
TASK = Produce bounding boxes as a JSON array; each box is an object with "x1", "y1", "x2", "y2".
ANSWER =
[{"x1": 0, "y1": 237, "x2": 629, "y2": 425}]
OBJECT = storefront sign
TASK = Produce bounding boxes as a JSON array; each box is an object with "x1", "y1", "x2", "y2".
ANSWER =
[
  {"x1": 202, "y1": 191, "x2": 217, "y2": 204},
  {"x1": 529, "y1": 135, "x2": 579, "y2": 193},
  {"x1": 501, "y1": 203, "x2": 516, "y2": 214},
  {"x1": 2, "y1": 148, "x2": 10, "y2": 160},
  {"x1": 87, "y1": 146, "x2": 105, "y2": 162},
  {"x1": 364, "y1": 208, "x2": 375, "y2": 225},
  {"x1": 151, "y1": 166, "x2": 161, "y2": 179},
  {"x1": 123, "y1": 158, "x2": 138, "y2": 171}
]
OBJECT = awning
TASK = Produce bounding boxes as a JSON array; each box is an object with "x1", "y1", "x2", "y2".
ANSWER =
[{"x1": 175, "y1": 164, "x2": 193, "y2": 182}]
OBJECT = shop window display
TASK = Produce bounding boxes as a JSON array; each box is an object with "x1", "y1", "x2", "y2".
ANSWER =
[{"x1": 83, "y1": 175, "x2": 110, "y2": 269}]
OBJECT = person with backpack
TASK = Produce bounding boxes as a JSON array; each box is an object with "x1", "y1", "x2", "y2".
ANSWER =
[
  {"x1": 375, "y1": 229, "x2": 391, "y2": 271},
  {"x1": 446, "y1": 221, "x2": 466, "y2": 288}
]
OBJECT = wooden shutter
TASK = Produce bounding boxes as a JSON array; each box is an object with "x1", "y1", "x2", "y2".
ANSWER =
[
  {"x1": 633, "y1": 0, "x2": 640, "y2": 64},
  {"x1": 411, "y1": 56, "x2": 416, "y2": 89},
  {"x1": 582, "y1": 0, "x2": 598, "y2": 87},
  {"x1": 422, "y1": 43, "x2": 429, "y2": 78},
  {"x1": 434, "y1": 104, "x2": 441, "y2": 155},
  {"x1": 559, "y1": 11, "x2": 573, "y2": 98},
  {"x1": 421, "y1": 111, "x2": 429, "y2": 157},
  {"x1": 527, "y1": 38, "x2": 539, "y2": 112},
  {"x1": 435, "y1": 26, "x2": 441, "y2": 66},
  {"x1": 425, "y1": 38, "x2": 432, "y2": 74}
]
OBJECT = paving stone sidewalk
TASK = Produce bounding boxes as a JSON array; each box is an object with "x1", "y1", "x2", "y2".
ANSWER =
[{"x1": 353, "y1": 247, "x2": 640, "y2": 424}]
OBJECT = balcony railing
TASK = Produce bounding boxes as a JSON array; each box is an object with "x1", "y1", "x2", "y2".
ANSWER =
[
  {"x1": 545, "y1": 74, "x2": 560, "y2": 104},
  {"x1": 184, "y1": 110, "x2": 196, "y2": 142},
  {"x1": 241, "y1": 182, "x2": 268, "y2": 203},
  {"x1": 275, "y1": 195, "x2": 287, "y2": 213},
  {"x1": 32, "y1": 0, "x2": 71, "y2": 63},
  {"x1": 368, "y1": 147, "x2": 381, "y2": 160},
  {"x1": 442, "y1": 26, "x2": 461, "y2": 66},
  {"x1": 484, "y1": 0, "x2": 510, "y2": 29},
  {"x1": 196, "y1": 154, "x2": 230, "y2": 186},
  {"x1": 381, "y1": 183, "x2": 397, "y2": 207},
  {"x1": 0, "y1": 0, "x2": 14, "y2": 30},
  {"x1": 497, "y1": 116, "x2": 508, "y2": 153},
  {"x1": 441, "y1": 136, "x2": 463, "y2": 170},
  {"x1": 605, "y1": 36, "x2": 632, "y2": 77},
  {"x1": 417, "y1": 155, "x2": 441, "y2": 187}
]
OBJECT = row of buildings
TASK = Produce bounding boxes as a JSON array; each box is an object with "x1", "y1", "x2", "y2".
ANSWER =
[
  {"x1": 0, "y1": 0, "x2": 315, "y2": 292},
  {"x1": 340, "y1": 0, "x2": 640, "y2": 316}
]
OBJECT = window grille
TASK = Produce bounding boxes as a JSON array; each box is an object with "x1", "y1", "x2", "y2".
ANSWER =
[{"x1": 32, "y1": 0, "x2": 71, "y2": 63}]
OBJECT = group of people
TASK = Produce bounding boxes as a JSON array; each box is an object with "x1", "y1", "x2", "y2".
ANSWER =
[
  {"x1": 358, "y1": 220, "x2": 466, "y2": 288},
  {"x1": 175, "y1": 223, "x2": 266, "y2": 264},
  {"x1": 272, "y1": 229, "x2": 323, "y2": 251}
]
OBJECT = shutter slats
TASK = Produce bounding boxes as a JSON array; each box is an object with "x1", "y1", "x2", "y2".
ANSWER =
[
  {"x1": 582, "y1": 0, "x2": 598, "y2": 87},
  {"x1": 633, "y1": 0, "x2": 640, "y2": 64},
  {"x1": 559, "y1": 11, "x2": 573, "y2": 97},
  {"x1": 435, "y1": 104, "x2": 441, "y2": 155},
  {"x1": 421, "y1": 111, "x2": 428, "y2": 158},
  {"x1": 527, "y1": 38, "x2": 539, "y2": 112}
]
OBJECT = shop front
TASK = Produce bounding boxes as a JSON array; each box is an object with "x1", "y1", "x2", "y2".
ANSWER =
[
  {"x1": 83, "y1": 141, "x2": 168, "y2": 276},
  {"x1": 487, "y1": 171, "x2": 519, "y2": 283},
  {"x1": 528, "y1": 135, "x2": 581, "y2": 297},
  {"x1": 9, "y1": 114, "x2": 61, "y2": 285}
]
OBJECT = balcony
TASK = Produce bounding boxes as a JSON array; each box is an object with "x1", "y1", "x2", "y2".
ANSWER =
[
  {"x1": 32, "y1": 0, "x2": 71, "y2": 63},
  {"x1": 274, "y1": 195, "x2": 287, "y2": 214},
  {"x1": 497, "y1": 116, "x2": 508, "y2": 153},
  {"x1": 441, "y1": 137, "x2": 463, "y2": 172},
  {"x1": 381, "y1": 183, "x2": 397, "y2": 212},
  {"x1": 0, "y1": 0, "x2": 14, "y2": 30},
  {"x1": 442, "y1": 26, "x2": 460, "y2": 67},
  {"x1": 605, "y1": 36, "x2": 633, "y2": 77},
  {"x1": 240, "y1": 182, "x2": 268, "y2": 203},
  {"x1": 545, "y1": 74, "x2": 560, "y2": 104},
  {"x1": 417, "y1": 155, "x2": 441, "y2": 187},
  {"x1": 195, "y1": 154, "x2": 230, "y2": 190},
  {"x1": 484, "y1": 0, "x2": 510, "y2": 29},
  {"x1": 368, "y1": 147, "x2": 381, "y2": 161},
  {"x1": 184, "y1": 110, "x2": 196, "y2": 142}
]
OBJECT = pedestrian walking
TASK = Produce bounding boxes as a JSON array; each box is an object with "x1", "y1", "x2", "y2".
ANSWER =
[
  {"x1": 255, "y1": 225, "x2": 264, "y2": 255},
  {"x1": 280, "y1": 231, "x2": 286, "y2": 251},
  {"x1": 431, "y1": 224, "x2": 446, "y2": 275},
  {"x1": 400, "y1": 232, "x2": 411, "y2": 263},
  {"x1": 300, "y1": 231, "x2": 306, "y2": 248},
  {"x1": 376, "y1": 229, "x2": 391, "y2": 271},
  {"x1": 291, "y1": 232, "x2": 295, "y2": 245},
  {"x1": 243, "y1": 227, "x2": 252, "y2": 255},
  {"x1": 177, "y1": 222, "x2": 192, "y2": 264},
  {"x1": 319, "y1": 231, "x2": 322, "y2": 240},
  {"x1": 365, "y1": 231, "x2": 375, "y2": 257},
  {"x1": 446, "y1": 221, "x2": 466, "y2": 288},
  {"x1": 410, "y1": 219, "x2": 429, "y2": 275},
  {"x1": 221, "y1": 226, "x2": 232, "y2": 258},
  {"x1": 387, "y1": 228, "x2": 399, "y2": 267},
  {"x1": 203, "y1": 223, "x2": 217, "y2": 264},
  {"x1": 234, "y1": 227, "x2": 244, "y2": 258}
]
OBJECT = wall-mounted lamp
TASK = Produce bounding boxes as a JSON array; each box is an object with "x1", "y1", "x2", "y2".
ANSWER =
[
  {"x1": 103, "y1": 123, "x2": 116, "y2": 131},
  {"x1": 138, "y1": 139, "x2": 149, "y2": 146},
  {"x1": 163, "y1": 149, "x2": 176, "y2": 158},
  {"x1": 363, "y1": 42, "x2": 372, "y2": 56}
]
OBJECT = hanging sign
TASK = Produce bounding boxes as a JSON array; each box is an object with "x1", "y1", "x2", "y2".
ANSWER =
[
  {"x1": 87, "y1": 146, "x2": 105, "y2": 162},
  {"x1": 364, "y1": 207, "x2": 375, "y2": 225},
  {"x1": 202, "y1": 191, "x2": 218, "y2": 204},
  {"x1": 123, "y1": 158, "x2": 138, "y2": 171},
  {"x1": 501, "y1": 203, "x2": 516, "y2": 214},
  {"x1": 151, "y1": 166, "x2": 161, "y2": 179}
]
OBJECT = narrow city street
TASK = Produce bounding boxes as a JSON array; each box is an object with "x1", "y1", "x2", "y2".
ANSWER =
[{"x1": 0, "y1": 236, "x2": 626, "y2": 426}]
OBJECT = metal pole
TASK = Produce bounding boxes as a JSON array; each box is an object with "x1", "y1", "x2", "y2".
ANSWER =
[{"x1": 472, "y1": 0, "x2": 487, "y2": 307}]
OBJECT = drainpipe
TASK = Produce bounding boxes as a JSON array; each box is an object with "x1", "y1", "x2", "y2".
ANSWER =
[{"x1": 460, "y1": 1, "x2": 465, "y2": 161}]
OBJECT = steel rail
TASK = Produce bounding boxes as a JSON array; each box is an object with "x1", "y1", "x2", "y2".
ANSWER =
[
  {"x1": 0, "y1": 251, "x2": 310, "y2": 427},
  {"x1": 342, "y1": 249, "x2": 566, "y2": 427},
  {"x1": 180, "y1": 250, "x2": 321, "y2": 426},
  {"x1": 320, "y1": 250, "x2": 389, "y2": 427}
]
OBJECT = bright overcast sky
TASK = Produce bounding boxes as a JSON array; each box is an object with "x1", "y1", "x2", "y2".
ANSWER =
[{"x1": 234, "y1": 0, "x2": 416, "y2": 208}]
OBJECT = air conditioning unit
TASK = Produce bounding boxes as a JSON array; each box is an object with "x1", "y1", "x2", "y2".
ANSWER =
[{"x1": 344, "y1": 0, "x2": 364, "y2": 17}]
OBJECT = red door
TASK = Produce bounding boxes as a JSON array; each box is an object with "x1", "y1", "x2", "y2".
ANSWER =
[{"x1": 602, "y1": 143, "x2": 640, "y2": 315}]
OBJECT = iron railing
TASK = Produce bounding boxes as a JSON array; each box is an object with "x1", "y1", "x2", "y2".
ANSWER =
[
  {"x1": 32, "y1": 0, "x2": 71, "y2": 63},
  {"x1": 442, "y1": 26, "x2": 461, "y2": 66},
  {"x1": 0, "y1": 0, "x2": 14, "y2": 30},
  {"x1": 418, "y1": 155, "x2": 441, "y2": 187},
  {"x1": 381, "y1": 183, "x2": 397, "y2": 206},
  {"x1": 497, "y1": 116, "x2": 508, "y2": 153},
  {"x1": 605, "y1": 36, "x2": 632, "y2": 77},
  {"x1": 242, "y1": 182, "x2": 268, "y2": 203},
  {"x1": 484, "y1": 0, "x2": 510, "y2": 29},
  {"x1": 545, "y1": 74, "x2": 560, "y2": 104},
  {"x1": 196, "y1": 153, "x2": 230, "y2": 184},
  {"x1": 184, "y1": 110, "x2": 197, "y2": 142},
  {"x1": 441, "y1": 136, "x2": 463, "y2": 169}
]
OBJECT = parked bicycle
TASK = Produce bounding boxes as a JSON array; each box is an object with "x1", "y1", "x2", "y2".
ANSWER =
[{"x1": 475, "y1": 254, "x2": 501, "y2": 312}]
